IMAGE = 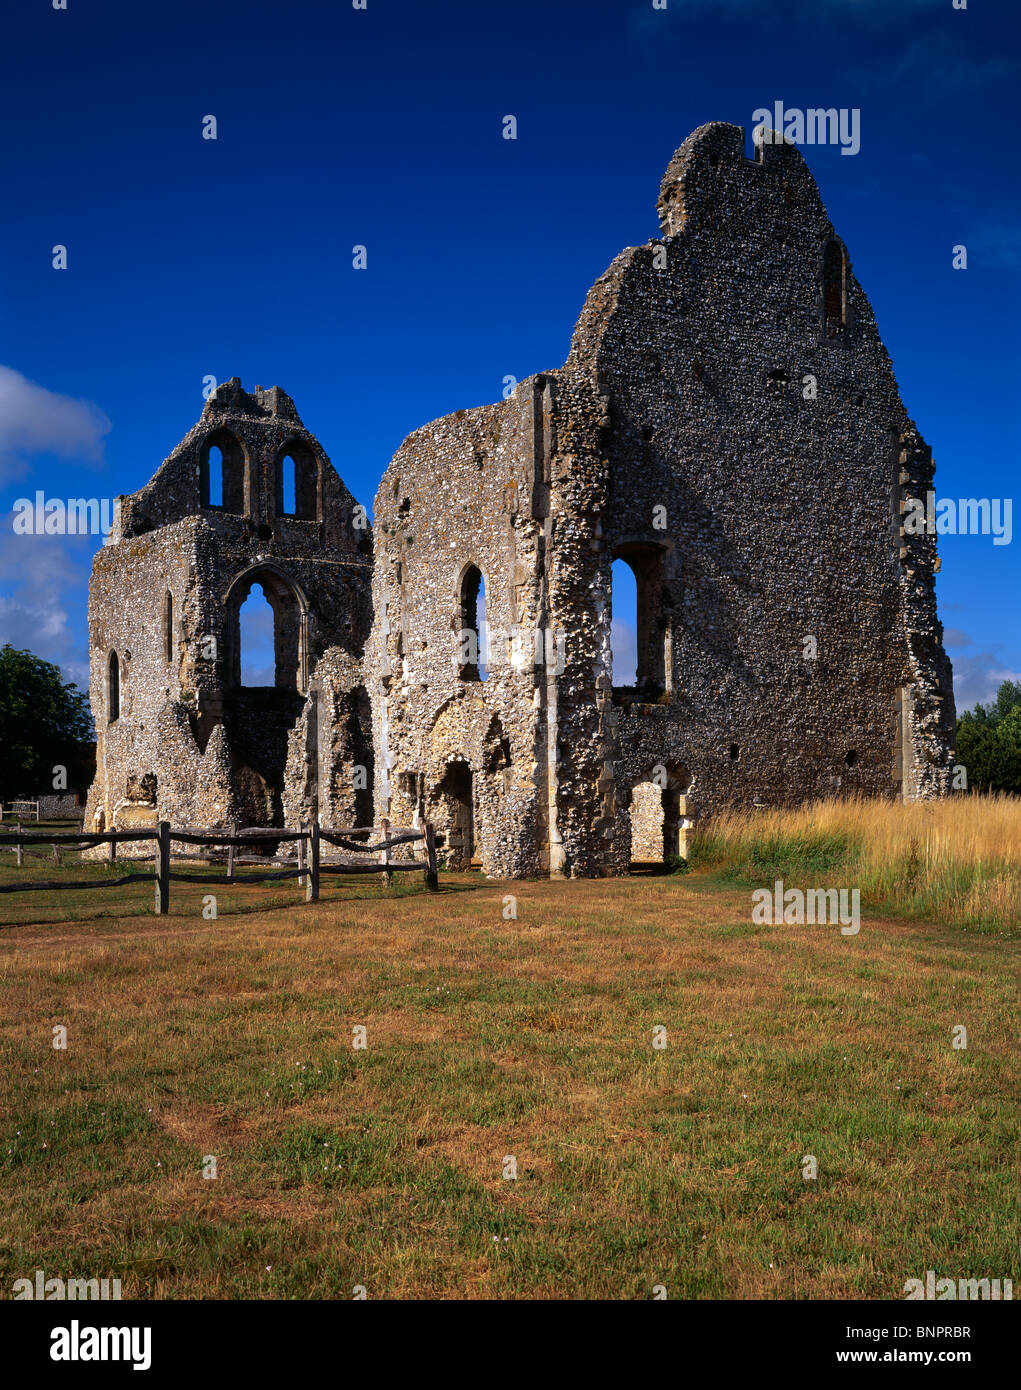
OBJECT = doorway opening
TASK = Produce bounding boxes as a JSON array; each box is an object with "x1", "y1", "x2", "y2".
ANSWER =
[
  {"x1": 624, "y1": 767, "x2": 692, "y2": 871},
  {"x1": 435, "y1": 760, "x2": 475, "y2": 870}
]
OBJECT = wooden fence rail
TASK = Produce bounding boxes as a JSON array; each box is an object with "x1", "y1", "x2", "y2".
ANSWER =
[{"x1": 0, "y1": 820, "x2": 439, "y2": 914}]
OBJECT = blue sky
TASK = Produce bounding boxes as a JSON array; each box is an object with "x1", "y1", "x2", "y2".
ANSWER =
[{"x1": 1, "y1": 0, "x2": 1018, "y2": 710}]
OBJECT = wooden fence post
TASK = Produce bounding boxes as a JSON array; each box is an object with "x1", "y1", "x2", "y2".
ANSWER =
[
  {"x1": 380, "y1": 817, "x2": 393, "y2": 888},
  {"x1": 52, "y1": 840, "x2": 61, "y2": 867},
  {"x1": 226, "y1": 822, "x2": 237, "y2": 882},
  {"x1": 297, "y1": 826, "x2": 307, "y2": 889},
  {"x1": 306, "y1": 821, "x2": 320, "y2": 903},
  {"x1": 155, "y1": 820, "x2": 170, "y2": 915},
  {"x1": 108, "y1": 827, "x2": 117, "y2": 863},
  {"x1": 15, "y1": 822, "x2": 23, "y2": 868},
  {"x1": 425, "y1": 821, "x2": 438, "y2": 891}
]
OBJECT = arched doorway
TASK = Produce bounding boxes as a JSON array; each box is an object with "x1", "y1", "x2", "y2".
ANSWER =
[
  {"x1": 434, "y1": 759, "x2": 475, "y2": 870},
  {"x1": 623, "y1": 766, "x2": 693, "y2": 871}
]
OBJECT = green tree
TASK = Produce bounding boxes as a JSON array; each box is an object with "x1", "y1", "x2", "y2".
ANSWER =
[
  {"x1": 956, "y1": 679, "x2": 1021, "y2": 795},
  {"x1": 0, "y1": 644, "x2": 93, "y2": 801},
  {"x1": 991, "y1": 705, "x2": 1021, "y2": 796}
]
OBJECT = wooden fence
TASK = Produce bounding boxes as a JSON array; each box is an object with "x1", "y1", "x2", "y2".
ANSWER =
[{"x1": 0, "y1": 818, "x2": 438, "y2": 914}]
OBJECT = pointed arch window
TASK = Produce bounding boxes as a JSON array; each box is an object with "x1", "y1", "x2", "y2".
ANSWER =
[
  {"x1": 226, "y1": 565, "x2": 309, "y2": 694},
  {"x1": 274, "y1": 442, "x2": 317, "y2": 520},
  {"x1": 457, "y1": 565, "x2": 487, "y2": 681},
  {"x1": 610, "y1": 545, "x2": 668, "y2": 700},
  {"x1": 200, "y1": 431, "x2": 246, "y2": 513},
  {"x1": 207, "y1": 445, "x2": 224, "y2": 506},
  {"x1": 108, "y1": 650, "x2": 120, "y2": 723},
  {"x1": 280, "y1": 454, "x2": 296, "y2": 516}
]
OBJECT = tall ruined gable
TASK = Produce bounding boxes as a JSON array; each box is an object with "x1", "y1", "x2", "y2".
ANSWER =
[
  {"x1": 86, "y1": 379, "x2": 374, "y2": 838},
  {"x1": 553, "y1": 121, "x2": 954, "y2": 841},
  {"x1": 369, "y1": 120, "x2": 954, "y2": 879}
]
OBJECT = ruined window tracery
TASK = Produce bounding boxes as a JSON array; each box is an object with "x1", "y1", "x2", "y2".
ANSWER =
[
  {"x1": 227, "y1": 565, "x2": 308, "y2": 694},
  {"x1": 239, "y1": 583, "x2": 275, "y2": 686}
]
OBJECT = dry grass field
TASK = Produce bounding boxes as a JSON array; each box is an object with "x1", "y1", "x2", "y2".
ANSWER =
[{"x1": 1, "y1": 798, "x2": 1018, "y2": 1299}]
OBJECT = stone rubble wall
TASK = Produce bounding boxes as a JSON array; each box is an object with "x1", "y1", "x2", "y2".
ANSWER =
[
  {"x1": 86, "y1": 125, "x2": 956, "y2": 880},
  {"x1": 85, "y1": 381, "x2": 372, "y2": 844},
  {"x1": 369, "y1": 121, "x2": 955, "y2": 877}
]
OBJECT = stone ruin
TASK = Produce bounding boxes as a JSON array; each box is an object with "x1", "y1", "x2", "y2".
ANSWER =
[{"x1": 85, "y1": 122, "x2": 956, "y2": 878}]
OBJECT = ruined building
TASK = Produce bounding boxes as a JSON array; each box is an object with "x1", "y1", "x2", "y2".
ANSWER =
[
  {"x1": 86, "y1": 121, "x2": 956, "y2": 876},
  {"x1": 85, "y1": 380, "x2": 374, "y2": 839}
]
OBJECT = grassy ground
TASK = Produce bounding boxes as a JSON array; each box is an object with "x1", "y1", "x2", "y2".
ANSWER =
[{"x1": 2, "y1": 809, "x2": 1019, "y2": 1301}]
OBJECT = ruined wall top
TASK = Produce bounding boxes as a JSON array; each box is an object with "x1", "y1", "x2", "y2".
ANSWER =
[
  {"x1": 656, "y1": 120, "x2": 819, "y2": 239},
  {"x1": 111, "y1": 377, "x2": 366, "y2": 560}
]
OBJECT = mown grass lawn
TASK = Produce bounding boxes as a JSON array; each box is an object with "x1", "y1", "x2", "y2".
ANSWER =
[{"x1": 0, "y1": 856, "x2": 1018, "y2": 1299}]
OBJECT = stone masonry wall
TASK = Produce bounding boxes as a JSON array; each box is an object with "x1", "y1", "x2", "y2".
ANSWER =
[
  {"x1": 87, "y1": 124, "x2": 955, "y2": 878},
  {"x1": 85, "y1": 381, "x2": 372, "y2": 842},
  {"x1": 369, "y1": 121, "x2": 955, "y2": 878}
]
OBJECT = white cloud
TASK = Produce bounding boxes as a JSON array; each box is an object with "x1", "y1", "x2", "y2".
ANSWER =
[
  {"x1": 0, "y1": 524, "x2": 94, "y2": 690},
  {"x1": 949, "y1": 642, "x2": 1021, "y2": 713},
  {"x1": 0, "y1": 365, "x2": 111, "y2": 483}
]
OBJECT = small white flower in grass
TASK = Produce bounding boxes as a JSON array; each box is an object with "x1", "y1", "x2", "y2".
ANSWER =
[{"x1": 265, "y1": 1265, "x2": 272, "y2": 1271}]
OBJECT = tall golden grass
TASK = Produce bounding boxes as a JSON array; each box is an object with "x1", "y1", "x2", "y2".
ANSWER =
[{"x1": 694, "y1": 793, "x2": 1021, "y2": 934}]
